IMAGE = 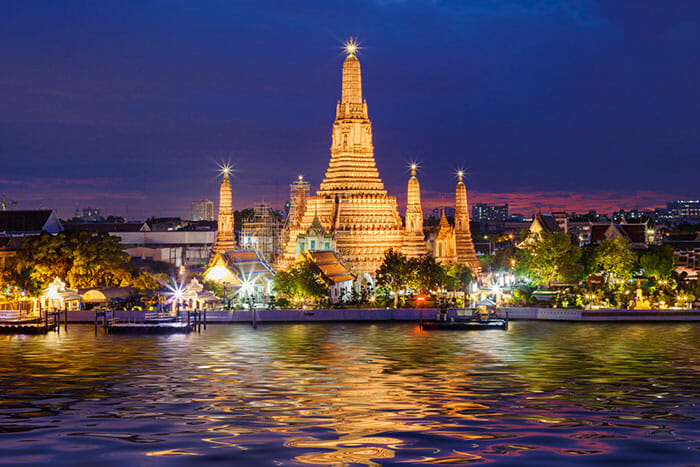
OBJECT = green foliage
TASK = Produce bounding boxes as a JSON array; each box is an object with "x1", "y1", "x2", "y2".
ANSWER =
[
  {"x1": 410, "y1": 254, "x2": 446, "y2": 292},
  {"x1": 273, "y1": 258, "x2": 328, "y2": 303},
  {"x1": 479, "y1": 254, "x2": 495, "y2": 272},
  {"x1": 445, "y1": 263, "x2": 473, "y2": 292},
  {"x1": 375, "y1": 249, "x2": 412, "y2": 308},
  {"x1": 2, "y1": 232, "x2": 137, "y2": 294},
  {"x1": 593, "y1": 238, "x2": 637, "y2": 282},
  {"x1": 639, "y1": 245, "x2": 675, "y2": 279},
  {"x1": 516, "y1": 231, "x2": 582, "y2": 286}
]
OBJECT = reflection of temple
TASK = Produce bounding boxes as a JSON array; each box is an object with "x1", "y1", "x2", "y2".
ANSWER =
[{"x1": 277, "y1": 46, "x2": 404, "y2": 277}]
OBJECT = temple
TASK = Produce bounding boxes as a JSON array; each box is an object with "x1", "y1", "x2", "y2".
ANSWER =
[
  {"x1": 401, "y1": 164, "x2": 428, "y2": 258},
  {"x1": 277, "y1": 42, "x2": 404, "y2": 277},
  {"x1": 212, "y1": 166, "x2": 235, "y2": 255},
  {"x1": 454, "y1": 172, "x2": 480, "y2": 271}
]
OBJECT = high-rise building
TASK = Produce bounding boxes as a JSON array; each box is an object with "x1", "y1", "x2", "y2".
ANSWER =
[
  {"x1": 667, "y1": 200, "x2": 700, "y2": 219},
  {"x1": 472, "y1": 203, "x2": 509, "y2": 221},
  {"x1": 191, "y1": 199, "x2": 214, "y2": 221}
]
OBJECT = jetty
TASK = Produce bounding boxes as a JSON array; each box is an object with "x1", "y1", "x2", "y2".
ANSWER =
[
  {"x1": 94, "y1": 309, "x2": 205, "y2": 334},
  {"x1": 0, "y1": 309, "x2": 65, "y2": 334}
]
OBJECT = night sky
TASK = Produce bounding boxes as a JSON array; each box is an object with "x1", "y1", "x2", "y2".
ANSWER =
[{"x1": 1, "y1": 1, "x2": 698, "y2": 219}]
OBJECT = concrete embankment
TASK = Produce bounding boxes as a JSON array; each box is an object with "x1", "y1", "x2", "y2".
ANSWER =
[
  {"x1": 498, "y1": 307, "x2": 700, "y2": 322},
  {"x1": 62, "y1": 308, "x2": 700, "y2": 324}
]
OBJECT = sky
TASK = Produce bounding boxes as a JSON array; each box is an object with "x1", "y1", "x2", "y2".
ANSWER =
[{"x1": 1, "y1": 0, "x2": 698, "y2": 220}]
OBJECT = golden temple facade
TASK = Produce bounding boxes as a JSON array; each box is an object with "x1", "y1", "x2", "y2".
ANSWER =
[
  {"x1": 454, "y1": 173, "x2": 480, "y2": 271},
  {"x1": 277, "y1": 48, "x2": 404, "y2": 276},
  {"x1": 212, "y1": 170, "x2": 235, "y2": 256},
  {"x1": 401, "y1": 165, "x2": 428, "y2": 258}
]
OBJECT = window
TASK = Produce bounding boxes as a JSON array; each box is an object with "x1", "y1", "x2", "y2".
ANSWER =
[{"x1": 310, "y1": 239, "x2": 316, "y2": 250}]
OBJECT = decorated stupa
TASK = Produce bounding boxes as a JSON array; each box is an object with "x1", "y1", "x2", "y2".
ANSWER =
[
  {"x1": 401, "y1": 164, "x2": 428, "y2": 258},
  {"x1": 277, "y1": 40, "x2": 404, "y2": 276},
  {"x1": 211, "y1": 165, "x2": 236, "y2": 256}
]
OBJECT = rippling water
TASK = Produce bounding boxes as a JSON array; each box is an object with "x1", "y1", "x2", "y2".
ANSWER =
[{"x1": 0, "y1": 322, "x2": 698, "y2": 466}]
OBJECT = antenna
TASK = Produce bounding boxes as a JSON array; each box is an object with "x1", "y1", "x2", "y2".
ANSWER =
[{"x1": 1, "y1": 194, "x2": 18, "y2": 211}]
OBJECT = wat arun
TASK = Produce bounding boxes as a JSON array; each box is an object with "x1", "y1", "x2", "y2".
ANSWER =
[
  {"x1": 277, "y1": 43, "x2": 404, "y2": 276},
  {"x1": 277, "y1": 42, "x2": 479, "y2": 276}
]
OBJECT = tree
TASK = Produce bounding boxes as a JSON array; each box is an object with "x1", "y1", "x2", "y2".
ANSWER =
[
  {"x1": 411, "y1": 255, "x2": 446, "y2": 292},
  {"x1": 639, "y1": 245, "x2": 675, "y2": 279},
  {"x1": 593, "y1": 238, "x2": 636, "y2": 283},
  {"x1": 2, "y1": 232, "x2": 135, "y2": 294},
  {"x1": 446, "y1": 263, "x2": 473, "y2": 293},
  {"x1": 516, "y1": 231, "x2": 582, "y2": 287},
  {"x1": 375, "y1": 249, "x2": 412, "y2": 308},
  {"x1": 272, "y1": 258, "x2": 328, "y2": 304}
]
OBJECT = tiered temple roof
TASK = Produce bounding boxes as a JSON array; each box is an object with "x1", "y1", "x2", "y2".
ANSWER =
[{"x1": 278, "y1": 48, "x2": 404, "y2": 276}]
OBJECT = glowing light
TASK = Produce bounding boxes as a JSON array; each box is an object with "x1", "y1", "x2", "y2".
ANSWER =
[
  {"x1": 218, "y1": 162, "x2": 235, "y2": 178},
  {"x1": 298, "y1": 174, "x2": 303, "y2": 181},
  {"x1": 344, "y1": 37, "x2": 359, "y2": 56}
]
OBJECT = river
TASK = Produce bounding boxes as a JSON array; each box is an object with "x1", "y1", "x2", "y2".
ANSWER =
[{"x1": 0, "y1": 322, "x2": 697, "y2": 465}]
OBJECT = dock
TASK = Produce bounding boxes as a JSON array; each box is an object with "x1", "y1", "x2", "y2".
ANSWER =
[
  {"x1": 94, "y1": 309, "x2": 205, "y2": 334},
  {"x1": 0, "y1": 310, "x2": 65, "y2": 334}
]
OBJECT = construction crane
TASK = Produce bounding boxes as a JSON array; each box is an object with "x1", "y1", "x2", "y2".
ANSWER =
[{"x1": 1, "y1": 194, "x2": 18, "y2": 211}]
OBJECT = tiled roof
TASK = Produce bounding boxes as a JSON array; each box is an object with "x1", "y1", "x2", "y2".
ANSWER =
[
  {"x1": 63, "y1": 223, "x2": 146, "y2": 233},
  {"x1": 0, "y1": 210, "x2": 54, "y2": 233},
  {"x1": 307, "y1": 250, "x2": 356, "y2": 283},
  {"x1": 535, "y1": 212, "x2": 563, "y2": 233}
]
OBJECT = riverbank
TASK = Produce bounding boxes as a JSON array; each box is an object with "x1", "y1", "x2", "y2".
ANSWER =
[{"x1": 58, "y1": 308, "x2": 700, "y2": 323}]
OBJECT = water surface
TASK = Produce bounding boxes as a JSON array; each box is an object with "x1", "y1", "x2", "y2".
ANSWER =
[{"x1": 0, "y1": 322, "x2": 698, "y2": 466}]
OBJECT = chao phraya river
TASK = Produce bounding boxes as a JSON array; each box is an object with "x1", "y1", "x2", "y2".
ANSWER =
[{"x1": 0, "y1": 322, "x2": 697, "y2": 466}]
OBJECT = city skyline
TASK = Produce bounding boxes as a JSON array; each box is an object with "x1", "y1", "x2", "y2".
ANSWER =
[{"x1": 1, "y1": 1, "x2": 698, "y2": 218}]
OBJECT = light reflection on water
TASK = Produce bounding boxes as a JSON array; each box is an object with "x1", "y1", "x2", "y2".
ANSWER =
[{"x1": 0, "y1": 322, "x2": 697, "y2": 465}]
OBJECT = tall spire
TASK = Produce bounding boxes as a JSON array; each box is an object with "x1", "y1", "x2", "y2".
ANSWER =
[
  {"x1": 402, "y1": 164, "x2": 427, "y2": 258},
  {"x1": 454, "y1": 171, "x2": 480, "y2": 271},
  {"x1": 319, "y1": 42, "x2": 386, "y2": 196},
  {"x1": 212, "y1": 168, "x2": 235, "y2": 255}
]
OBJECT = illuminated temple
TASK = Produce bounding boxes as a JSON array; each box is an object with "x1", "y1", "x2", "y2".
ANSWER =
[
  {"x1": 276, "y1": 42, "x2": 479, "y2": 277},
  {"x1": 277, "y1": 43, "x2": 405, "y2": 277}
]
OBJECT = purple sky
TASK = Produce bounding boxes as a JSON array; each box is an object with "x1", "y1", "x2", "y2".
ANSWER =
[{"x1": 1, "y1": 1, "x2": 698, "y2": 219}]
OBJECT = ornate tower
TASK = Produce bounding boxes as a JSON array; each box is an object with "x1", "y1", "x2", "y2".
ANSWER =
[
  {"x1": 454, "y1": 172, "x2": 480, "y2": 271},
  {"x1": 212, "y1": 168, "x2": 235, "y2": 256},
  {"x1": 277, "y1": 41, "x2": 404, "y2": 275},
  {"x1": 434, "y1": 207, "x2": 457, "y2": 264},
  {"x1": 402, "y1": 164, "x2": 427, "y2": 258}
]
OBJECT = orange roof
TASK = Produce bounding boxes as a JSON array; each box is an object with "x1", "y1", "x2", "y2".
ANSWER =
[{"x1": 306, "y1": 250, "x2": 356, "y2": 284}]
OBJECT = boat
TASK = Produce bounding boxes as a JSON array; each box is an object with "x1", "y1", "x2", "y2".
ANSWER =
[{"x1": 419, "y1": 306, "x2": 508, "y2": 330}]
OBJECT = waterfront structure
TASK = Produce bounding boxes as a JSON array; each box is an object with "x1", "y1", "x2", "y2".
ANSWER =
[
  {"x1": 401, "y1": 164, "x2": 428, "y2": 258},
  {"x1": 212, "y1": 168, "x2": 236, "y2": 256},
  {"x1": 40, "y1": 277, "x2": 82, "y2": 312},
  {"x1": 454, "y1": 172, "x2": 480, "y2": 271},
  {"x1": 191, "y1": 199, "x2": 214, "y2": 221},
  {"x1": 181, "y1": 278, "x2": 220, "y2": 310},
  {"x1": 204, "y1": 249, "x2": 275, "y2": 300},
  {"x1": 277, "y1": 42, "x2": 404, "y2": 277}
]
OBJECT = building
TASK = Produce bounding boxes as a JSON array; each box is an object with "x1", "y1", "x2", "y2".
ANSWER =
[
  {"x1": 401, "y1": 165, "x2": 428, "y2": 258},
  {"x1": 277, "y1": 43, "x2": 404, "y2": 278},
  {"x1": 0, "y1": 209, "x2": 63, "y2": 236},
  {"x1": 430, "y1": 207, "x2": 455, "y2": 220},
  {"x1": 667, "y1": 200, "x2": 700, "y2": 220},
  {"x1": 191, "y1": 199, "x2": 214, "y2": 221},
  {"x1": 204, "y1": 249, "x2": 275, "y2": 301},
  {"x1": 212, "y1": 168, "x2": 236, "y2": 255},
  {"x1": 431, "y1": 209, "x2": 457, "y2": 264},
  {"x1": 240, "y1": 202, "x2": 282, "y2": 264},
  {"x1": 472, "y1": 203, "x2": 508, "y2": 222},
  {"x1": 295, "y1": 213, "x2": 335, "y2": 257},
  {"x1": 589, "y1": 221, "x2": 650, "y2": 249},
  {"x1": 299, "y1": 250, "x2": 357, "y2": 303},
  {"x1": 454, "y1": 172, "x2": 480, "y2": 271},
  {"x1": 117, "y1": 230, "x2": 216, "y2": 267}
]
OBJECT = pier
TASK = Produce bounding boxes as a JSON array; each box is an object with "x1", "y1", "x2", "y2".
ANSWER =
[{"x1": 0, "y1": 309, "x2": 65, "y2": 334}]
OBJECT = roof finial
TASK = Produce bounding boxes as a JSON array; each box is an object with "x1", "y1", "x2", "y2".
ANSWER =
[{"x1": 344, "y1": 37, "x2": 358, "y2": 56}]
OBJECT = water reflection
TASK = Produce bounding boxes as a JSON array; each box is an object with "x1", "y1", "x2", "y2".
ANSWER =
[{"x1": 0, "y1": 322, "x2": 697, "y2": 465}]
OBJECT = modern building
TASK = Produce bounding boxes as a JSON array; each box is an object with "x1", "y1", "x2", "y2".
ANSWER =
[
  {"x1": 191, "y1": 199, "x2": 214, "y2": 222},
  {"x1": 472, "y1": 203, "x2": 509, "y2": 222},
  {"x1": 668, "y1": 200, "x2": 700, "y2": 220}
]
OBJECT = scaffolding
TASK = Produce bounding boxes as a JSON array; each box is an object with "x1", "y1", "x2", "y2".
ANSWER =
[
  {"x1": 240, "y1": 202, "x2": 283, "y2": 264},
  {"x1": 285, "y1": 180, "x2": 310, "y2": 230}
]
